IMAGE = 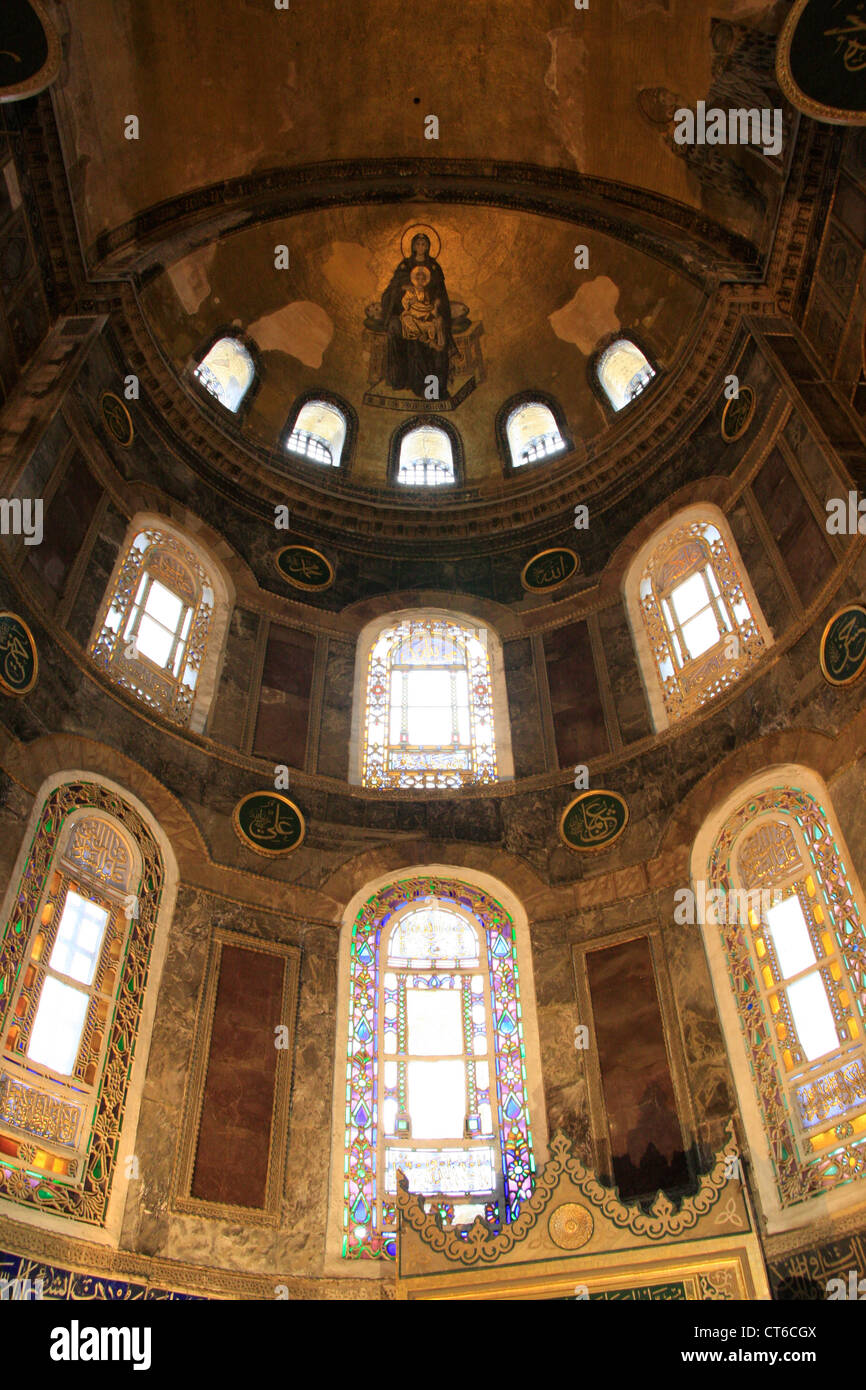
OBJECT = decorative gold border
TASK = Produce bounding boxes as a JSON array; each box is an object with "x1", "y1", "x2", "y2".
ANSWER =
[
  {"x1": 520, "y1": 548, "x2": 579, "y2": 593},
  {"x1": 275, "y1": 545, "x2": 335, "y2": 591},
  {"x1": 98, "y1": 391, "x2": 134, "y2": 448},
  {"x1": 172, "y1": 928, "x2": 301, "y2": 1227},
  {"x1": 819, "y1": 602, "x2": 866, "y2": 686},
  {"x1": 0, "y1": 1, "x2": 62, "y2": 104},
  {"x1": 721, "y1": 386, "x2": 756, "y2": 442},
  {"x1": 0, "y1": 611, "x2": 38, "y2": 696},
  {"x1": 776, "y1": 0, "x2": 866, "y2": 126},
  {"x1": 231, "y1": 790, "x2": 306, "y2": 857},
  {"x1": 559, "y1": 789, "x2": 629, "y2": 853}
]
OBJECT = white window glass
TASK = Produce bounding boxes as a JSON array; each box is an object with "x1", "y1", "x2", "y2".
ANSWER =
[
  {"x1": 407, "y1": 990, "x2": 464, "y2": 1055},
  {"x1": 194, "y1": 337, "x2": 255, "y2": 412},
  {"x1": 27, "y1": 976, "x2": 90, "y2": 1075},
  {"x1": 767, "y1": 897, "x2": 817, "y2": 979},
  {"x1": 671, "y1": 573, "x2": 710, "y2": 625},
  {"x1": 506, "y1": 403, "x2": 565, "y2": 467},
  {"x1": 786, "y1": 973, "x2": 839, "y2": 1061},
  {"x1": 48, "y1": 891, "x2": 109, "y2": 986},
  {"x1": 681, "y1": 608, "x2": 722, "y2": 659},
  {"x1": 407, "y1": 1059, "x2": 465, "y2": 1138}
]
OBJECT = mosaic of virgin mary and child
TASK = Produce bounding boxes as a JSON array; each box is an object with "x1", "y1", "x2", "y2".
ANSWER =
[{"x1": 366, "y1": 227, "x2": 462, "y2": 399}]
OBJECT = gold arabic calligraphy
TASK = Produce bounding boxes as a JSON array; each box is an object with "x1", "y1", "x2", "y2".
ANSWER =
[
  {"x1": 247, "y1": 800, "x2": 298, "y2": 843},
  {"x1": 826, "y1": 611, "x2": 866, "y2": 678},
  {"x1": 0, "y1": 624, "x2": 30, "y2": 686},
  {"x1": 571, "y1": 796, "x2": 621, "y2": 844},
  {"x1": 826, "y1": 10, "x2": 866, "y2": 71}
]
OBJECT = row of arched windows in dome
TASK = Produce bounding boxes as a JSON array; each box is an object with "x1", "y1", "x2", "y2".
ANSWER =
[
  {"x1": 2, "y1": 767, "x2": 864, "y2": 1244},
  {"x1": 87, "y1": 503, "x2": 768, "y2": 776},
  {"x1": 190, "y1": 333, "x2": 657, "y2": 481}
]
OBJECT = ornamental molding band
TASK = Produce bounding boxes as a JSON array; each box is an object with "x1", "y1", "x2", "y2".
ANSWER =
[
  {"x1": 396, "y1": 1125, "x2": 771, "y2": 1299},
  {"x1": 707, "y1": 787, "x2": 866, "y2": 1211},
  {"x1": 0, "y1": 782, "x2": 164, "y2": 1226}
]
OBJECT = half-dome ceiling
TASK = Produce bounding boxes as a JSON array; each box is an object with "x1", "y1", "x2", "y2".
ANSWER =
[
  {"x1": 140, "y1": 203, "x2": 704, "y2": 486},
  {"x1": 56, "y1": 0, "x2": 785, "y2": 259}
]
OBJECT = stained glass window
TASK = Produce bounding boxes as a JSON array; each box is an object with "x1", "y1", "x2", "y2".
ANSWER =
[
  {"x1": 706, "y1": 785, "x2": 866, "y2": 1210},
  {"x1": 597, "y1": 338, "x2": 656, "y2": 411},
  {"x1": 361, "y1": 617, "x2": 497, "y2": 788},
  {"x1": 637, "y1": 519, "x2": 765, "y2": 722},
  {"x1": 89, "y1": 528, "x2": 216, "y2": 728},
  {"x1": 396, "y1": 425, "x2": 455, "y2": 486},
  {"x1": 286, "y1": 400, "x2": 346, "y2": 467},
  {"x1": 0, "y1": 792, "x2": 163, "y2": 1225},
  {"x1": 505, "y1": 402, "x2": 565, "y2": 468},
  {"x1": 193, "y1": 337, "x2": 255, "y2": 413},
  {"x1": 341, "y1": 876, "x2": 535, "y2": 1260}
]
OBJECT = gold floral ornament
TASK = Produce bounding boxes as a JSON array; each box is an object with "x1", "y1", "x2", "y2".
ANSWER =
[{"x1": 548, "y1": 1201, "x2": 594, "y2": 1249}]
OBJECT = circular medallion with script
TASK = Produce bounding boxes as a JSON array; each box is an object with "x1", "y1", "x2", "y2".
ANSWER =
[
  {"x1": 820, "y1": 603, "x2": 866, "y2": 686},
  {"x1": 99, "y1": 391, "x2": 134, "y2": 448},
  {"x1": 721, "y1": 386, "x2": 756, "y2": 442},
  {"x1": 275, "y1": 545, "x2": 335, "y2": 592},
  {"x1": 0, "y1": 611, "x2": 38, "y2": 696},
  {"x1": 521, "y1": 548, "x2": 580, "y2": 593},
  {"x1": 559, "y1": 790, "x2": 629, "y2": 853},
  {"x1": 232, "y1": 792, "x2": 306, "y2": 857}
]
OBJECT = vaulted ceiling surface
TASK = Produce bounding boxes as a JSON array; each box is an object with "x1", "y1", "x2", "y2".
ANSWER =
[
  {"x1": 55, "y1": 0, "x2": 785, "y2": 257},
  {"x1": 139, "y1": 202, "x2": 705, "y2": 485}
]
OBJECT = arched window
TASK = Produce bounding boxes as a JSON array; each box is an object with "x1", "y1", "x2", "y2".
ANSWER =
[
  {"x1": 597, "y1": 337, "x2": 656, "y2": 412},
  {"x1": 693, "y1": 771, "x2": 866, "y2": 1228},
  {"x1": 285, "y1": 399, "x2": 346, "y2": 468},
  {"x1": 396, "y1": 425, "x2": 455, "y2": 486},
  {"x1": 337, "y1": 875, "x2": 536, "y2": 1260},
  {"x1": 0, "y1": 779, "x2": 167, "y2": 1230},
  {"x1": 88, "y1": 516, "x2": 232, "y2": 733},
  {"x1": 193, "y1": 336, "x2": 255, "y2": 413},
  {"x1": 505, "y1": 401, "x2": 566, "y2": 468},
  {"x1": 360, "y1": 615, "x2": 498, "y2": 788},
  {"x1": 624, "y1": 506, "x2": 770, "y2": 730}
]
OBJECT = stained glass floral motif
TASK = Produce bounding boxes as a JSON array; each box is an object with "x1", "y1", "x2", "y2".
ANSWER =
[
  {"x1": 342, "y1": 876, "x2": 535, "y2": 1260},
  {"x1": 639, "y1": 520, "x2": 765, "y2": 722},
  {"x1": 707, "y1": 786, "x2": 866, "y2": 1208},
  {"x1": 89, "y1": 529, "x2": 215, "y2": 727},
  {"x1": 361, "y1": 618, "x2": 497, "y2": 788},
  {"x1": 193, "y1": 337, "x2": 255, "y2": 412}
]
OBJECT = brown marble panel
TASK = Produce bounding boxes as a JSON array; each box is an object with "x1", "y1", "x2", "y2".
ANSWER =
[
  {"x1": 252, "y1": 623, "x2": 315, "y2": 766},
  {"x1": 543, "y1": 620, "x2": 608, "y2": 767},
  {"x1": 191, "y1": 944, "x2": 284, "y2": 1210},
  {"x1": 586, "y1": 935, "x2": 689, "y2": 1200}
]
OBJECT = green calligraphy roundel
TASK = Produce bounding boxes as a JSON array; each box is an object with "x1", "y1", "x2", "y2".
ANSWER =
[
  {"x1": 820, "y1": 603, "x2": 866, "y2": 686},
  {"x1": 233, "y1": 792, "x2": 306, "y2": 856},
  {"x1": 0, "y1": 612, "x2": 38, "y2": 696},
  {"x1": 275, "y1": 546, "x2": 335, "y2": 591},
  {"x1": 559, "y1": 790, "x2": 629, "y2": 853},
  {"x1": 521, "y1": 548, "x2": 580, "y2": 593}
]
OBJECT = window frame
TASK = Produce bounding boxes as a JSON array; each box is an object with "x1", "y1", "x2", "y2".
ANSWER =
[
  {"x1": 495, "y1": 391, "x2": 573, "y2": 477},
  {"x1": 188, "y1": 328, "x2": 260, "y2": 422},
  {"x1": 387, "y1": 416, "x2": 464, "y2": 490},
  {"x1": 588, "y1": 331, "x2": 659, "y2": 421},
  {"x1": 692, "y1": 768, "x2": 866, "y2": 1234},
  {"x1": 278, "y1": 390, "x2": 357, "y2": 476}
]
